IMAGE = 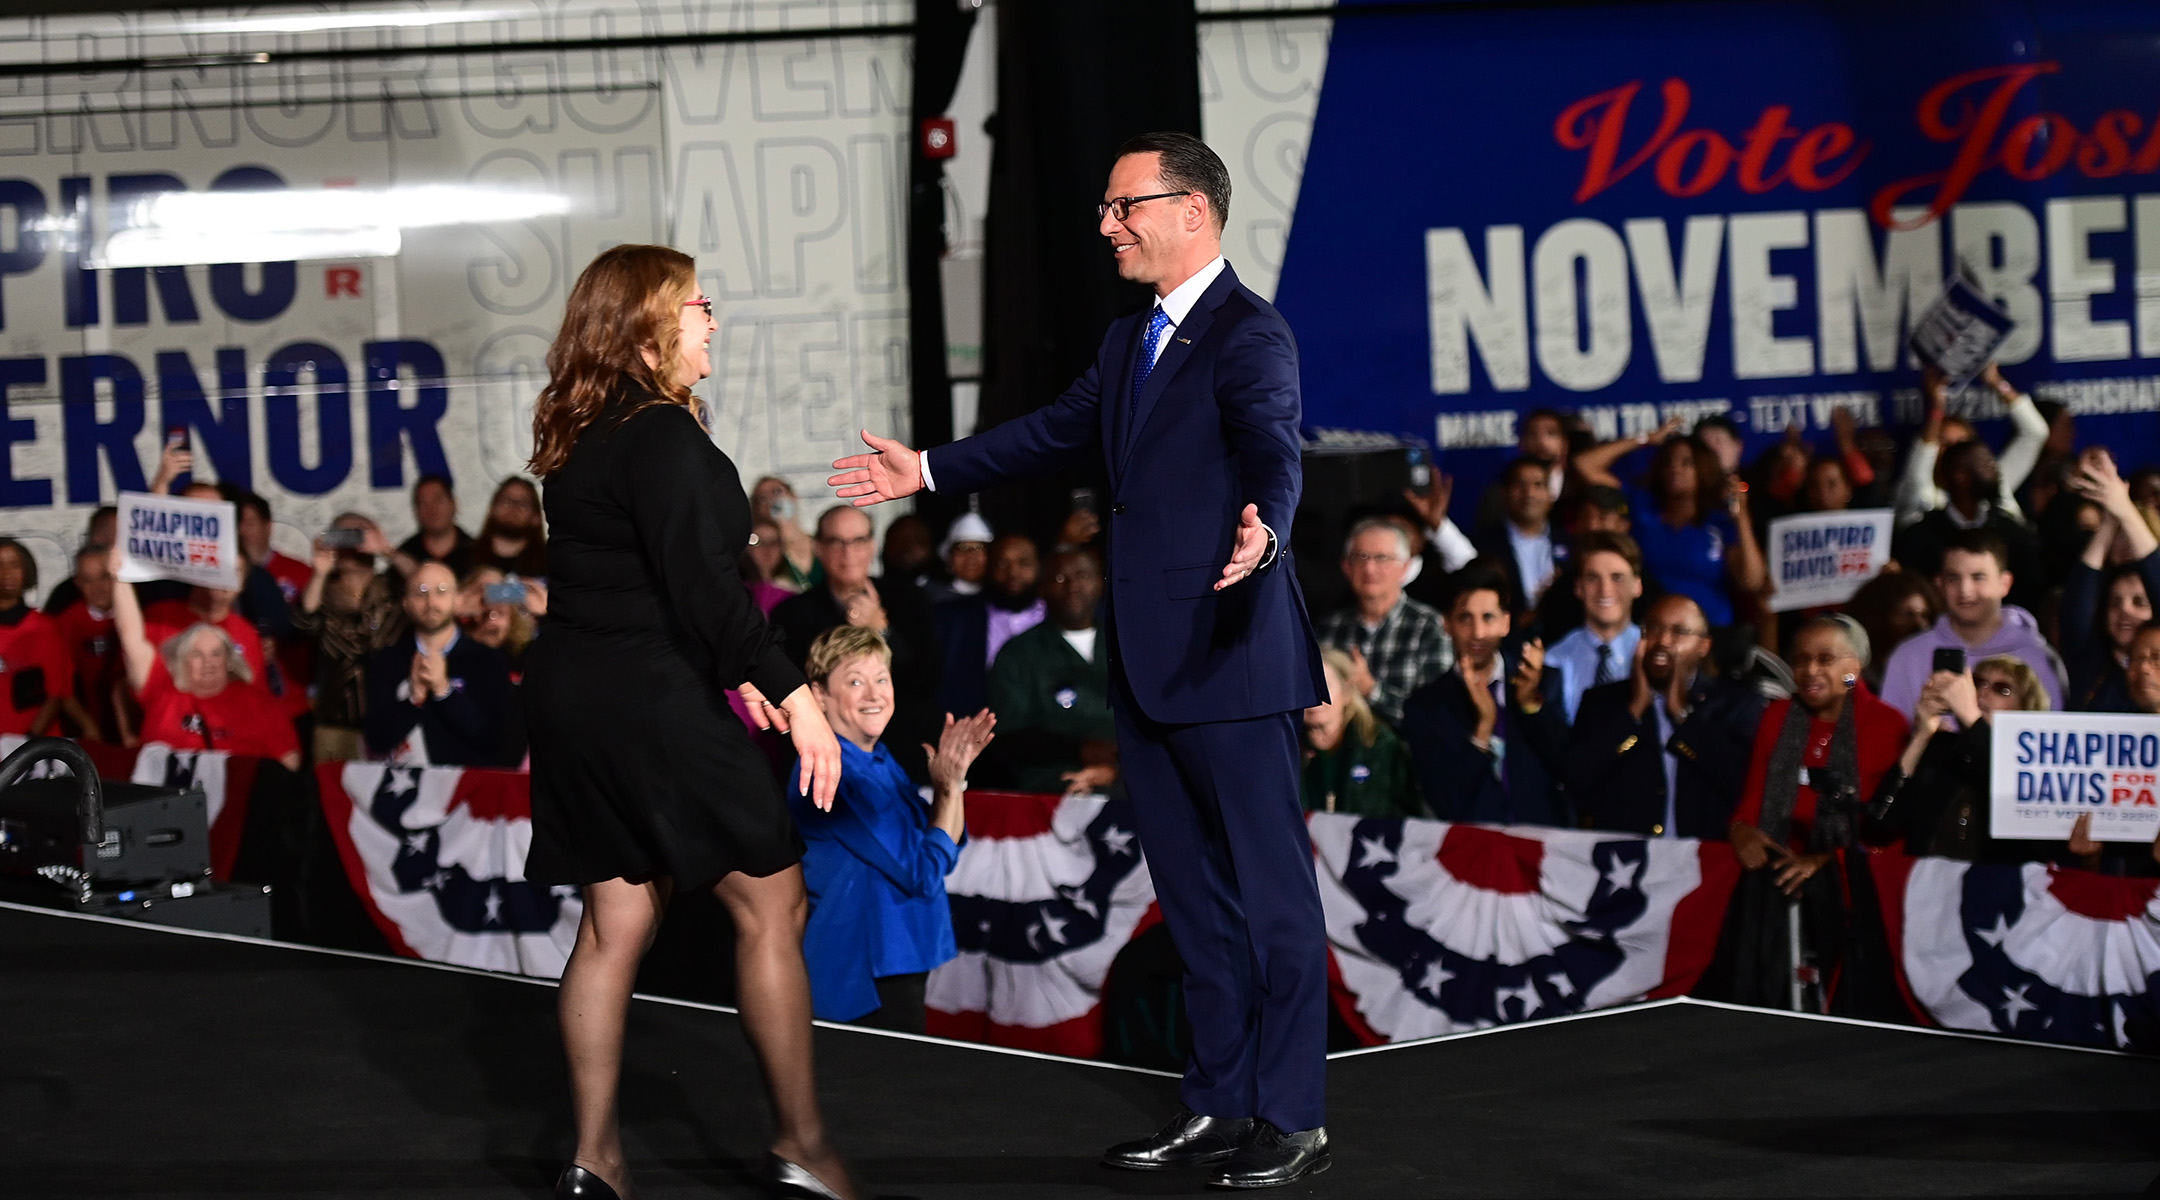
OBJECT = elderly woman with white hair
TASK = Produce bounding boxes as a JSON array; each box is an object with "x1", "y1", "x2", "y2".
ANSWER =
[
  {"x1": 1729, "y1": 615, "x2": 1910, "y2": 883},
  {"x1": 1710, "y1": 614, "x2": 1910, "y2": 1015},
  {"x1": 109, "y1": 547, "x2": 301, "y2": 769}
]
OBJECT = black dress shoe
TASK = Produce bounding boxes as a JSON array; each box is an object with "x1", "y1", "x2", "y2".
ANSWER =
[
  {"x1": 555, "y1": 1164, "x2": 624, "y2": 1200},
  {"x1": 1206, "y1": 1122, "x2": 1330, "y2": 1190},
  {"x1": 1101, "y1": 1106, "x2": 1257, "y2": 1171}
]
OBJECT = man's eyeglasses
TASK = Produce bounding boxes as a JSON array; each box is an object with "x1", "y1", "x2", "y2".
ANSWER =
[
  {"x1": 1098, "y1": 191, "x2": 1191, "y2": 222},
  {"x1": 1641, "y1": 623, "x2": 1707, "y2": 640},
  {"x1": 1345, "y1": 552, "x2": 1405, "y2": 567},
  {"x1": 683, "y1": 298, "x2": 714, "y2": 318},
  {"x1": 819, "y1": 535, "x2": 875, "y2": 550},
  {"x1": 410, "y1": 584, "x2": 455, "y2": 597}
]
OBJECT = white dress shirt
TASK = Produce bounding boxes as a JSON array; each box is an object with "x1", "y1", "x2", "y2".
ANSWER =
[{"x1": 1505, "y1": 523, "x2": 1558, "y2": 606}]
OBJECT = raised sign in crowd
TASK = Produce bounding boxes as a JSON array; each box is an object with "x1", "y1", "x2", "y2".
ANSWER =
[{"x1": 6, "y1": 358, "x2": 2158, "y2": 1054}]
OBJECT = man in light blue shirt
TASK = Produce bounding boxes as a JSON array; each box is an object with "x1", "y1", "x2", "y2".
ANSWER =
[{"x1": 1542, "y1": 531, "x2": 1646, "y2": 722}]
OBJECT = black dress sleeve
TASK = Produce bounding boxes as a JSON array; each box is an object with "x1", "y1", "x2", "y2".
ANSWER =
[{"x1": 615, "y1": 406, "x2": 806, "y2": 702}]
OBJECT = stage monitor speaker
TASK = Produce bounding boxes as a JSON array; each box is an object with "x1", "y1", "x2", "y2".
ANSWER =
[
  {"x1": 83, "y1": 881, "x2": 273, "y2": 939},
  {"x1": 1294, "y1": 440, "x2": 1422, "y2": 619},
  {"x1": 0, "y1": 778, "x2": 211, "y2": 887}
]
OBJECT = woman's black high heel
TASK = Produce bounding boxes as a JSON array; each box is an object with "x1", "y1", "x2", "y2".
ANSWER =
[
  {"x1": 556, "y1": 1164, "x2": 624, "y2": 1200},
  {"x1": 763, "y1": 1154, "x2": 844, "y2": 1200}
]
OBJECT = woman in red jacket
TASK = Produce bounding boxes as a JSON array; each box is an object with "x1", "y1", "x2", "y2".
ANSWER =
[
  {"x1": 1715, "y1": 614, "x2": 1910, "y2": 1016},
  {"x1": 1730, "y1": 616, "x2": 1911, "y2": 889}
]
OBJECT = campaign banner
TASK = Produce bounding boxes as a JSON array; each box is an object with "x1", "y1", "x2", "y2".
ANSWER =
[
  {"x1": 1909, "y1": 272, "x2": 2016, "y2": 391},
  {"x1": 0, "y1": 7, "x2": 915, "y2": 592},
  {"x1": 1765, "y1": 508, "x2": 1893, "y2": 612},
  {"x1": 1990, "y1": 712, "x2": 2160, "y2": 843},
  {"x1": 1273, "y1": 0, "x2": 2160, "y2": 530},
  {"x1": 116, "y1": 491, "x2": 238, "y2": 590}
]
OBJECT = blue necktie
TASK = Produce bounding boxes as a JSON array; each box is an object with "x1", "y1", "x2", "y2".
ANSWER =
[{"x1": 1130, "y1": 306, "x2": 1172, "y2": 418}]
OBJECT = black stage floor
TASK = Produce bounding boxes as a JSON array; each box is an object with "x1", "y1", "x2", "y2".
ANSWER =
[{"x1": 2, "y1": 901, "x2": 2154, "y2": 1199}]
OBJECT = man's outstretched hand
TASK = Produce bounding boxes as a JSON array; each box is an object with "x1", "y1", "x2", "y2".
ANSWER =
[
  {"x1": 1215, "y1": 503, "x2": 1269, "y2": 591},
  {"x1": 830, "y1": 430, "x2": 924, "y2": 507}
]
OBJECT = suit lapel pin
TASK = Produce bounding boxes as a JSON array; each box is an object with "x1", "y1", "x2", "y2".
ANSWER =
[{"x1": 1175, "y1": 336, "x2": 1191, "y2": 344}]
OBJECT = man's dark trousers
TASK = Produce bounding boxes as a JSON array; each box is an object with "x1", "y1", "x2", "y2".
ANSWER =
[{"x1": 1114, "y1": 666, "x2": 1326, "y2": 1132}]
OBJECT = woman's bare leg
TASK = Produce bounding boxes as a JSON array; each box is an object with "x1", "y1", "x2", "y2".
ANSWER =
[
  {"x1": 713, "y1": 865, "x2": 859, "y2": 1200},
  {"x1": 560, "y1": 876, "x2": 668, "y2": 1196}
]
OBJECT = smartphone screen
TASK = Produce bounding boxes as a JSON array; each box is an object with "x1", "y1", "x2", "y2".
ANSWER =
[
  {"x1": 483, "y1": 581, "x2": 528, "y2": 606},
  {"x1": 1932, "y1": 646, "x2": 1966, "y2": 675},
  {"x1": 320, "y1": 528, "x2": 365, "y2": 550}
]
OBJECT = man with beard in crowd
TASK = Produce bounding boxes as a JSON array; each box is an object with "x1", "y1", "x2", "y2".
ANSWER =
[
  {"x1": 982, "y1": 545, "x2": 1116, "y2": 795},
  {"x1": 364, "y1": 561, "x2": 515, "y2": 766},
  {"x1": 935, "y1": 532, "x2": 1044, "y2": 719},
  {"x1": 1893, "y1": 433, "x2": 2044, "y2": 614},
  {"x1": 1561, "y1": 593, "x2": 1766, "y2": 838},
  {"x1": 397, "y1": 475, "x2": 478, "y2": 580}
]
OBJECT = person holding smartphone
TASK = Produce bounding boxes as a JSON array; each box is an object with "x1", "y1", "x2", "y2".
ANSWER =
[
  {"x1": 1877, "y1": 527, "x2": 2067, "y2": 721},
  {"x1": 1868, "y1": 652, "x2": 2058, "y2": 861},
  {"x1": 293, "y1": 515, "x2": 408, "y2": 763}
]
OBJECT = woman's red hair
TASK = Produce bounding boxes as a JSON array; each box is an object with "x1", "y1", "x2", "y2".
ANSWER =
[{"x1": 528, "y1": 244, "x2": 698, "y2": 476}]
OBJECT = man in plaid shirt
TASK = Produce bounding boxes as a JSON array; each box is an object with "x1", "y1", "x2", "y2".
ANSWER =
[{"x1": 1317, "y1": 518, "x2": 1453, "y2": 727}]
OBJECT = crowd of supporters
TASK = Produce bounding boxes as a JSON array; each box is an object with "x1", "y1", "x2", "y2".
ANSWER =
[
  {"x1": 1296, "y1": 368, "x2": 2151, "y2": 862},
  {"x1": 2, "y1": 361, "x2": 2156, "y2": 1020}
]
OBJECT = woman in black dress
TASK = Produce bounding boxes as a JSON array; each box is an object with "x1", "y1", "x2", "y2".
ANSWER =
[{"x1": 523, "y1": 245, "x2": 855, "y2": 1200}]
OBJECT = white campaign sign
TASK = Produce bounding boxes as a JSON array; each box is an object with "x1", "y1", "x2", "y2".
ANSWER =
[
  {"x1": 1765, "y1": 508, "x2": 1894, "y2": 612},
  {"x1": 117, "y1": 491, "x2": 239, "y2": 590},
  {"x1": 1990, "y1": 711, "x2": 2160, "y2": 843}
]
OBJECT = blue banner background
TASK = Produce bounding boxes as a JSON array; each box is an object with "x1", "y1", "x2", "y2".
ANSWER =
[{"x1": 1279, "y1": 0, "x2": 2160, "y2": 522}]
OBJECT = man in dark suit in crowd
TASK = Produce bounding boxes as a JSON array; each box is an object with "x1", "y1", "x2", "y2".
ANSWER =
[
  {"x1": 830, "y1": 132, "x2": 1332, "y2": 1187},
  {"x1": 771, "y1": 504, "x2": 941, "y2": 781},
  {"x1": 1399, "y1": 562, "x2": 1569, "y2": 827},
  {"x1": 365, "y1": 561, "x2": 515, "y2": 766},
  {"x1": 1472, "y1": 408, "x2": 1572, "y2": 534},
  {"x1": 1473, "y1": 455, "x2": 1569, "y2": 618},
  {"x1": 1562, "y1": 593, "x2": 1765, "y2": 838}
]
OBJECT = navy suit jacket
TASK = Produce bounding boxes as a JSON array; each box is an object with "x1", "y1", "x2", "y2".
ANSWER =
[
  {"x1": 1560, "y1": 674, "x2": 1765, "y2": 839},
  {"x1": 1399, "y1": 648, "x2": 1570, "y2": 828},
  {"x1": 929, "y1": 263, "x2": 1325, "y2": 724},
  {"x1": 364, "y1": 635, "x2": 516, "y2": 767}
]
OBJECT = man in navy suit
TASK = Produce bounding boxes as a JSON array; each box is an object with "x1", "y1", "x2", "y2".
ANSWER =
[
  {"x1": 830, "y1": 132, "x2": 1331, "y2": 1188},
  {"x1": 1400, "y1": 562, "x2": 1570, "y2": 827}
]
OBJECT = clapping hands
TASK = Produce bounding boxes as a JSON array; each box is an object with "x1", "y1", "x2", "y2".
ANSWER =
[{"x1": 925, "y1": 709, "x2": 997, "y2": 794}]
